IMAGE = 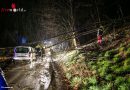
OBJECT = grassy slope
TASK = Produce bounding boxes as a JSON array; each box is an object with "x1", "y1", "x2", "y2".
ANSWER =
[{"x1": 59, "y1": 26, "x2": 130, "y2": 90}]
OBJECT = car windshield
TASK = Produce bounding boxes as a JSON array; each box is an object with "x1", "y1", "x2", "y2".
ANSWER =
[{"x1": 15, "y1": 47, "x2": 29, "y2": 53}]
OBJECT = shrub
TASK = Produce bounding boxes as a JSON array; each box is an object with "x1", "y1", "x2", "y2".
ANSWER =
[
  {"x1": 127, "y1": 77, "x2": 130, "y2": 83},
  {"x1": 114, "y1": 67, "x2": 124, "y2": 74},
  {"x1": 122, "y1": 51, "x2": 130, "y2": 58},
  {"x1": 98, "y1": 66, "x2": 108, "y2": 77},
  {"x1": 113, "y1": 57, "x2": 120, "y2": 63},
  {"x1": 104, "y1": 51, "x2": 112, "y2": 59},
  {"x1": 100, "y1": 60, "x2": 111, "y2": 67},
  {"x1": 87, "y1": 61, "x2": 95, "y2": 68},
  {"x1": 104, "y1": 50, "x2": 116, "y2": 59},
  {"x1": 102, "y1": 83, "x2": 113, "y2": 90},
  {"x1": 114, "y1": 77, "x2": 126, "y2": 86},
  {"x1": 98, "y1": 60, "x2": 111, "y2": 72},
  {"x1": 99, "y1": 52, "x2": 104, "y2": 57},
  {"x1": 88, "y1": 76, "x2": 97, "y2": 85},
  {"x1": 91, "y1": 65, "x2": 97, "y2": 70},
  {"x1": 82, "y1": 77, "x2": 88, "y2": 86},
  {"x1": 119, "y1": 47, "x2": 125, "y2": 52},
  {"x1": 71, "y1": 76, "x2": 82, "y2": 87},
  {"x1": 111, "y1": 64, "x2": 119, "y2": 71},
  {"x1": 122, "y1": 58, "x2": 130, "y2": 73},
  {"x1": 123, "y1": 65, "x2": 130, "y2": 72},
  {"x1": 126, "y1": 48, "x2": 130, "y2": 57},
  {"x1": 118, "y1": 83, "x2": 129, "y2": 90},
  {"x1": 124, "y1": 58, "x2": 130, "y2": 66},
  {"x1": 88, "y1": 85, "x2": 100, "y2": 90},
  {"x1": 80, "y1": 78, "x2": 89, "y2": 90},
  {"x1": 113, "y1": 54, "x2": 121, "y2": 63},
  {"x1": 105, "y1": 74, "x2": 113, "y2": 81}
]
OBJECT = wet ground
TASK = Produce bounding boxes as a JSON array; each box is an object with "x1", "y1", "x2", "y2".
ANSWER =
[
  {"x1": 48, "y1": 62, "x2": 70, "y2": 90},
  {"x1": 2, "y1": 57, "x2": 70, "y2": 90}
]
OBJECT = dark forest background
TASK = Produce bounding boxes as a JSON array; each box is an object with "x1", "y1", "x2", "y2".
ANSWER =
[{"x1": 0, "y1": 0, "x2": 130, "y2": 47}]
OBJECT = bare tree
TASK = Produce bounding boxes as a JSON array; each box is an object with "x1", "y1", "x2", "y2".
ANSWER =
[{"x1": 55, "y1": 0, "x2": 77, "y2": 48}]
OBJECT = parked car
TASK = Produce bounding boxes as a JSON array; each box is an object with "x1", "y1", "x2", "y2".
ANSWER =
[{"x1": 13, "y1": 46, "x2": 36, "y2": 62}]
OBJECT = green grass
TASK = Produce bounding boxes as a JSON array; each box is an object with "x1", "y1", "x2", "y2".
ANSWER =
[
  {"x1": 61, "y1": 37, "x2": 130, "y2": 89},
  {"x1": 114, "y1": 76, "x2": 126, "y2": 86}
]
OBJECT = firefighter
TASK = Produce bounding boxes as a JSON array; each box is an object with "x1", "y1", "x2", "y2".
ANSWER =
[{"x1": 97, "y1": 26, "x2": 103, "y2": 49}]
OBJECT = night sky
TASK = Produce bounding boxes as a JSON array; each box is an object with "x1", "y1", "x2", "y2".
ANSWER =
[{"x1": 0, "y1": 0, "x2": 130, "y2": 47}]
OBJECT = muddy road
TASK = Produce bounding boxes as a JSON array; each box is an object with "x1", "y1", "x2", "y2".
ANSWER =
[{"x1": 2, "y1": 57, "x2": 70, "y2": 90}]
